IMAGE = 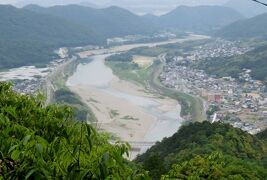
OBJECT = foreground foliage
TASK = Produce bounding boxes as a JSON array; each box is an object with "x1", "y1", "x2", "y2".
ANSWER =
[
  {"x1": 136, "y1": 121, "x2": 267, "y2": 179},
  {"x1": 0, "y1": 82, "x2": 147, "y2": 179},
  {"x1": 1, "y1": 82, "x2": 267, "y2": 179}
]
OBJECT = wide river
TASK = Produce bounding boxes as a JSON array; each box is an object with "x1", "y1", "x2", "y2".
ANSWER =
[
  {"x1": 67, "y1": 55, "x2": 182, "y2": 143},
  {"x1": 66, "y1": 35, "x2": 209, "y2": 157}
]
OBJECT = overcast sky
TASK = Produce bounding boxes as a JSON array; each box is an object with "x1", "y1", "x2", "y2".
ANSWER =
[
  {"x1": 0, "y1": 0, "x2": 228, "y2": 14},
  {"x1": 0, "y1": 0, "x2": 265, "y2": 15},
  {"x1": 0, "y1": 0, "x2": 228, "y2": 6}
]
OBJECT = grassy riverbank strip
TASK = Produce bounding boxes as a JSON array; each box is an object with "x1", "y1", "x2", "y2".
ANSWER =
[
  {"x1": 106, "y1": 57, "x2": 205, "y2": 122},
  {"x1": 150, "y1": 60, "x2": 205, "y2": 122},
  {"x1": 44, "y1": 57, "x2": 96, "y2": 122}
]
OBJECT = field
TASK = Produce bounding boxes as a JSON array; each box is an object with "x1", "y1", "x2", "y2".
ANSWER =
[
  {"x1": 132, "y1": 55, "x2": 156, "y2": 69},
  {"x1": 106, "y1": 53, "x2": 205, "y2": 122}
]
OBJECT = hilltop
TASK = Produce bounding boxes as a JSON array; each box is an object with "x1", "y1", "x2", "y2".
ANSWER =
[
  {"x1": 136, "y1": 121, "x2": 267, "y2": 179},
  {"x1": 24, "y1": 4, "x2": 157, "y2": 38},
  {"x1": 157, "y1": 5, "x2": 243, "y2": 33},
  {"x1": 0, "y1": 82, "x2": 266, "y2": 179},
  {"x1": 0, "y1": 4, "x2": 244, "y2": 69},
  {"x1": 0, "y1": 5, "x2": 103, "y2": 69},
  {"x1": 216, "y1": 12, "x2": 267, "y2": 40}
]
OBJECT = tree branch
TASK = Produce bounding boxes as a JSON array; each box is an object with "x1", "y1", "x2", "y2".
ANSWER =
[{"x1": 252, "y1": 0, "x2": 267, "y2": 6}]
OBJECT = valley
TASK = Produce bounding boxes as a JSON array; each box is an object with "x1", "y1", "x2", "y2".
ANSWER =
[{"x1": 65, "y1": 35, "x2": 208, "y2": 159}]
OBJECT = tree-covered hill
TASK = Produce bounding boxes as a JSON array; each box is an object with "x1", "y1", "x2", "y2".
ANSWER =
[
  {"x1": 135, "y1": 121, "x2": 267, "y2": 179},
  {"x1": 157, "y1": 5, "x2": 244, "y2": 33},
  {"x1": 0, "y1": 4, "x2": 245, "y2": 70},
  {"x1": 0, "y1": 5, "x2": 103, "y2": 69},
  {"x1": 216, "y1": 12, "x2": 267, "y2": 40},
  {"x1": 0, "y1": 82, "x2": 148, "y2": 179},
  {"x1": 0, "y1": 82, "x2": 266, "y2": 179},
  {"x1": 24, "y1": 4, "x2": 157, "y2": 39},
  {"x1": 195, "y1": 44, "x2": 267, "y2": 86}
]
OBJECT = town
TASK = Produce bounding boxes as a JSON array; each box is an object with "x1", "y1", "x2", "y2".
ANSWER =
[
  {"x1": 0, "y1": 48, "x2": 71, "y2": 94},
  {"x1": 160, "y1": 39, "x2": 267, "y2": 134}
]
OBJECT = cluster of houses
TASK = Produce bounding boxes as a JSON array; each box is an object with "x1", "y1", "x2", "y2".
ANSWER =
[
  {"x1": 189, "y1": 39, "x2": 251, "y2": 61},
  {"x1": 160, "y1": 39, "x2": 267, "y2": 134},
  {"x1": 107, "y1": 32, "x2": 177, "y2": 46},
  {"x1": 2, "y1": 48, "x2": 71, "y2": 94}
]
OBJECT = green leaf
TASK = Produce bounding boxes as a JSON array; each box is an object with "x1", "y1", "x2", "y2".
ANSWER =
[
  {"x1": 11, "y1": 150, "x2": 20, "y2": 160},
  {"x1": 36, "y1": 143, "x2": 43, "y2": 154},
  {"x1": 25, "y1": 169, "x2": 36, "y2": 179},
  {"x1": 22, "y1": 135, "x2": 31, "y2": 146},
  {"x1": 8, "y1": 145, "x2": 18, "y2": 154}
]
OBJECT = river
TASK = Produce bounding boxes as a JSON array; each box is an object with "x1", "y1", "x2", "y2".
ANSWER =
[
  {"x1": 67, "y1": 55, "x2": 182, "y2": 144},
  {"x1": 66, "y1": 35, "x2": 209, "y2": 158}
]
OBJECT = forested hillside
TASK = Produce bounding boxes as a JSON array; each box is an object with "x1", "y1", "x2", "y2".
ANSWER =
[
  {"x1": 195, "y1": 44, "x2": 267, "y2": 86},
  {"x1": 136, "y1": 121, "x2": 267, "y2": 179},
  {"x1": 24, "y1": 4, "x2": 157, "y2": 38},
  {"x1": 216, "y1": 12, "x2": 267, "y2": 40},
  {"x1": 158, "y1": 6, "x2": 243, "y2": 33},
  {"x1": 0, "y1": 5, "x2": 103, "y2": 69},
  {"x1": 0, "y1": 4, "x2": 244, "y2": 70}
]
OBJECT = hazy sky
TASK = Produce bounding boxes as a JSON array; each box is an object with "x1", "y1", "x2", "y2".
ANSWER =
[
  {"x1": 0, "y1": 0, "x2": 228, "y2": 14},
  {"x1": 0, "y1": 0, "x2": 265, "y2": 15},
  {"x1": 0, "y1": 0, "x2": 229, "y2": 6}
]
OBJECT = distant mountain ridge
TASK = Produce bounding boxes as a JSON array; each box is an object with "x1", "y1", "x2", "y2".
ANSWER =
[
  {"x1": 24, "y1": 4, "x2": 157, "y2": 39},
  {"x1": 216, "y1": 12, "x2": 267, "y2": 40},
  {"x1": 157, "y1": 5, "x2": 244, "y2": 33},
  {"x1": 0, "y1": 5, "x2": 102, "y2": 69},
  {"x1": 0, "y1": 4, "x2": 245, "y2": 69},
  {"x1": 24, "y1": 4, "x2": 244, "y2": 35}
]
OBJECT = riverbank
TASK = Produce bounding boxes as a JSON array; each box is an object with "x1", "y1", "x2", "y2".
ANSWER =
[
  {"x1": 106, "y1": 55, "x2": 205, "y2": 122},
  {"x1": 67, "y1": 55, "x2": 183, "y2": 159},
  {"x1": 44, "y1": 57, "x2": 96, "y2": 122}
]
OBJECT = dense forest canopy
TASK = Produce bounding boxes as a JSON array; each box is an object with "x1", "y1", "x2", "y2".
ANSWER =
[
  {"x1": 0, "y1": 82, "x2": 148, "y2": 179},
  {"x1": 135, "y1": 121, "x2": 267, "y2": 179},
  {"x1": 0, "y1": 82, "x2": 266, "y2": 179}
]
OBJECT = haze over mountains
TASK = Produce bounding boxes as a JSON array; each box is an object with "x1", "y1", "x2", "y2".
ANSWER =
[
  {"x1": 0, "y1": 2, "x2": 264, "y2": 69},
  {"x1": 225, "y1": 0, "x2": 267, "y2": 17},
  {"x1": 13, "y1": 0, "x2": 229, "y2": 15},
  {"x1": 0, "y1": 5, "x2": 102, "y2": 69},
  {"x1": 157, "y1": 6, "x2": 243, "y2": 33},
  {"x1": 216, "y1": 12, "x2": 267, "y2": 40},
  {"x1": 24, "y1": 5, "x2": 157, "y2": 39}
]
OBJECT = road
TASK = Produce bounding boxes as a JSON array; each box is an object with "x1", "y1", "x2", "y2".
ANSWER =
[
  {"x1": 147, "y1": 54, "x2": 206, "y2": 122},
  {"x1": 44, "y1": 57, "x2": 77, "y2": 105},
  {"x1": 78, "y1": 34, "x2": 210, "y2": 58}
]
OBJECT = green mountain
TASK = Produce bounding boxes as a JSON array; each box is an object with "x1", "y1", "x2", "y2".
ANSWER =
[
  {"x1": 157, "y1": 6, "x2": 244, "y2": 33},
  {"x1": 216, "y1": 12, "x2": 267, "y2": 40},
  {"x1": 24, "y1": 4, "x2": 157, "y2": 38},
  {"x1": 0, "y1": 5, "x2": 103, "y2": 69},
  {"x1": 195, "y1": 44, "x2": 267, "y2": 86},
  {"x1": 0, "y1": 4, "x2": 245, "y2": 69},
  {"x1": 135, "y1": 121, "x2": 267, "y2": 179}
]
